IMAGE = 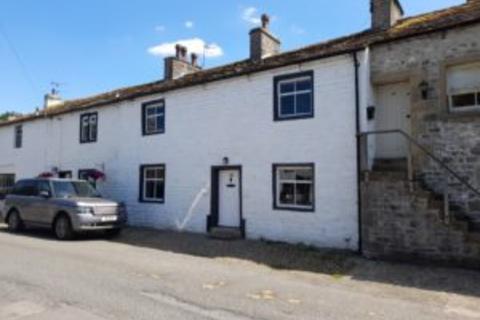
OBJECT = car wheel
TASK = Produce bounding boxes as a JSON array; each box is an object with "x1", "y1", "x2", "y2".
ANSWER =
[
  {"x1": 54, "y1": 215, "x2": 74, "y2": 240},
  {"x1": 7, "y1": 210, "x2": 23, "y2": 232},
  {"x1": 105, "y1": 228, "x2": 122, "y2": 239}
]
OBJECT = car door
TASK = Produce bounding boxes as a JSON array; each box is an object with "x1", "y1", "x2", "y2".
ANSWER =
[
  {"x1": 8, "y1": 180, "x2": 35, "y2": 222},
  {"x1": 29, "y1": 180, "x2": 55, "y2": 226}
]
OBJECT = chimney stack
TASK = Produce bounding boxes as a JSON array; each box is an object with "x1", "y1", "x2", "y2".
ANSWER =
[
  {"x1": 191, "y1": 53, "x2": 198, "y2": 67},
  {"x1": 43, "y1": 88, "x2": 63, "y2": 109},
  {"x1": 164, "y1": 44, "x2": 201, "y2": 80},
  {"x1": 249, "y1": 13, "x2": 281, "y2": 61},
  {"x1": 371, "y1": 0, "x2": 404, "y2": 31},
  {"x1": 175, "y1": 44, "x2": 182, "y2": 59}
]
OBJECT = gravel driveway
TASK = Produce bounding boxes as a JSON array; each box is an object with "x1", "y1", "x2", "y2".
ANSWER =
[{"x1": 1, "y1": 225, "x2": 480, "y2": 319}]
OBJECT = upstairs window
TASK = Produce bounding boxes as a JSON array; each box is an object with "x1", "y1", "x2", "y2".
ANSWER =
[
  {"x1": 139, "y1": 164, "x2": 165, "y2": 203},
  {"x1": 273, "y1": 164, "x2": 314, "y2": 211},
  {"x1": 14, "y1": 125, "x2": 22, "y2": 149},
  {"x1": 447, "y1": 62, "x2": 480, "y2": 112},
  {"x1": 274, "y1": 71, "x2": 314, "y2": 121},
  {"x1": 80, "y1": 112, "x2": 98, "y2": 143},
  {"x1": 142, "y1": 100, "x2": 165, "y2": 135}
]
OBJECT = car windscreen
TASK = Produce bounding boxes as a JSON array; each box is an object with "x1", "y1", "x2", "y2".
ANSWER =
[{"x1": 52, "y1": 181, "x2": 101, "y2": 198}]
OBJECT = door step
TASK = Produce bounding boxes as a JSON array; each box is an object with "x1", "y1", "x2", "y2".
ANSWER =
[{"x1": 209, "y1": 226, "x2": 243, "y2": 240}]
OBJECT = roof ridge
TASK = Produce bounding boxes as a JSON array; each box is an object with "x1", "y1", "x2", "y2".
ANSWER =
[{"x1": 395, "y1": 2, "x2": 471, "y2": 25}]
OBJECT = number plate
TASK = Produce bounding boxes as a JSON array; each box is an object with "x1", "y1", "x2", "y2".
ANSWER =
[{"x1": 101, "y1": 216, "x2": 118, "y2": 222}]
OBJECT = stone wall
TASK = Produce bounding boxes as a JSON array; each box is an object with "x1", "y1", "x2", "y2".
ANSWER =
[
  {"x1": 370, "y1": 22, "x2": 480, "y2": 219},
  {"x1": 419, "y1": 117, "x2": 480, "y2": 218},
  {"x1": 361, "y1": 178, "x2": 480, "y2": 268}
]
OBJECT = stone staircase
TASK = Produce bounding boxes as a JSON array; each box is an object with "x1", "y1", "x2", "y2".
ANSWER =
[{"x1": 361, "y1": 158, "x2": 480, "y2": 268}]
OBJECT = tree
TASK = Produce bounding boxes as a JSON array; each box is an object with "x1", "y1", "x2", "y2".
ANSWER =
[{"x1": 0, "y1": 111, "x2": 21, "y2": 122}]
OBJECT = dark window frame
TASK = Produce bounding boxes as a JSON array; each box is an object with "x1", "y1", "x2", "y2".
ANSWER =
[
  {"x1": 78, "y1": 169, "x2": 97, "y2": 188},
  {"x1": 142, "y1": 99, "x2": 166, "y2": 136},
  {"x1": 272, "y1": 163, "x2": 315, "y2": 212},
  {"x1": 449, "y1": 91, "x2": 480, "y2": 112},
  {"x1": 79, "y1": 112, "x2": 98, "y2": 144},
  {"x1": 78, "y1": 169, "x2": 93, "y2": 180},
  {"x1": 14, "y1": 125, "x2": 22, "y2": 149},
  {"x1": 139, "y1": 164, "x2": 166, "y2": 203},
  {"x1": 0, "y1": 174, "x2": 15, "y2": 199},
  {"x1": 0, "y1": 174, "x2": 15, "y2": 188},
  {"x1": 273, "y1": 70, "x2": 315, "y2": 121},
  {"x1": 58, "y1": 170, "x2": 73, "y2": 179}
]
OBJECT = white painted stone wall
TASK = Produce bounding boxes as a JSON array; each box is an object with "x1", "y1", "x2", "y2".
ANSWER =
[{"x1": 0, "y1": 54, "x2": 360, "y2": 249}]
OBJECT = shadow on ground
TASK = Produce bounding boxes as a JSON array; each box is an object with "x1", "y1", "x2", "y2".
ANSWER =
[
  {"x1": 2, "y1": 225, "x2": 480, "y2": 298},
  {"x1": 0, "y1": 225, "x2": 113, "y2": 241},
  {"x1": 114, "y1": 227, "x2": 480, "y2": 298}
]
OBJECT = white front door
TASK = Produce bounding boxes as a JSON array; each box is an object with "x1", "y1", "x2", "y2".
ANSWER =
[
  {"x1": 218, "y1": 169, "x2": 241, "y2": 227},
  {"x1": 375, "y1": 82, "x2": 411, "y2": 159}
]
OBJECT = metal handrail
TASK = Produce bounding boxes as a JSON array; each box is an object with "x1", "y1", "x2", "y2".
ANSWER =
[{"x1": 358, "y1": 129, "x2": 480, "y2": 198}]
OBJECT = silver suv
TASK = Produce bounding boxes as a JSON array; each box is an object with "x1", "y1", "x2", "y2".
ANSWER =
[{"x1": 2, "y1": 178, "x2": 127, "y2": 240}]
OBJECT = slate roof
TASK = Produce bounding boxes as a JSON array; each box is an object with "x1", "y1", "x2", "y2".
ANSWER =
[{"x1": 2, "y1": 1, "x2": 480, "y2": 127}]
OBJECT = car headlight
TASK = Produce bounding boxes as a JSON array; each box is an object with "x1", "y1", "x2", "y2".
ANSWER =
[{"x1": 77, "y1": 206, "x2": 94, "y2": 214}]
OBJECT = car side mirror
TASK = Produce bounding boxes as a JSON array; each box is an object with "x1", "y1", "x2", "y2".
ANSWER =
[{"x1": 39, "y1": 190, "x2": 51, "y2": 198}]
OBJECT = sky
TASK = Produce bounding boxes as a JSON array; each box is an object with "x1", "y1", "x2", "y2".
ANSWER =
[{"x1": 0, "y1": 0, "x2": 464, "y2": 114}]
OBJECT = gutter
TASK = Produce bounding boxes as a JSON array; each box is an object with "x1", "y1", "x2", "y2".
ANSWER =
[{"x1": 352, "y1": 51, "x2": 363, "y2": 253}]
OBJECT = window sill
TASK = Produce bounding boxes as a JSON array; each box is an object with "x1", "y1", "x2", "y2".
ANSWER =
[
  {"x1": 432, "y1": 110, "x2": 480, "y2": 122},
  {"x1": 142, "y1": 131, "x2": 165, "y2": 136},
  {"x1": 139, "y1": 199, "x2": 165, "y2": 204},
  {"x1": 273, "y1": 205, "x2": 314, "y2": 213},
  {"x1": 274, "y1": 114, "x2": 314, "y2": 122}
]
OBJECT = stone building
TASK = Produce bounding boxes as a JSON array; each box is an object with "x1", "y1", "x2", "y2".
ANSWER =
[{"x1": 363, "y1": 0, "x2": 480, "y2": 266}]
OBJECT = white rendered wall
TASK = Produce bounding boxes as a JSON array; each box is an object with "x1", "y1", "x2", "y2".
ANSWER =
[{"x1": 0, "y1": 54, "x2": 360, "y2": 249}]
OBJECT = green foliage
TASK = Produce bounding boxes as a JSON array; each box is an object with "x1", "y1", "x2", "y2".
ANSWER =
[{"x1": 0, "y1": 111, "x2": 21, "y2": 122}]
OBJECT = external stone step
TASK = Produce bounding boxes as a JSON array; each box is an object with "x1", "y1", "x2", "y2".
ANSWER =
[
  {"x1": 209, "y1": 227, "x2": 243, "y2": 240},
  {"x1": 372, "y1": 158, "x2": 408, "y2": 172},
  {"x1": 428, "y1": 199, "x2": 444, "y2": 211},
  {"x1": 450, "y1": 219, "x2": 470, "y2": 232},
  {"x1": 364, "y1": 171, "x2": 408, "y2": 181}
]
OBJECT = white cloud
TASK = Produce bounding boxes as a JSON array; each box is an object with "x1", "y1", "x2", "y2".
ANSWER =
[
  {"x1": 148, "y1": 38, "x2": 223, "y2": 58},
  {"x1": 154, "y1": 25, "x2": 166, "y2": 32},
  {"x1": 242, "y1": 7, "x2": 261, "y2": 26},
  {"x1": 185, "y1": 21, "x2": 194, "y2": 29}
]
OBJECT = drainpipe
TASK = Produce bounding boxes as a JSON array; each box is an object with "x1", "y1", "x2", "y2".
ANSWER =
[{"x1": 353, "y1": 51, "x2": 363, "y2": 253}]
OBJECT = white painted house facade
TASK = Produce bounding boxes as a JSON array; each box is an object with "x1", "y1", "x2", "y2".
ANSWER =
[
  {"x1": 0, "y1": 51, "x2": 363, "y2": 249},
  {"x1": 1, "y1": 0, "x2": 480, "y2": 252}
]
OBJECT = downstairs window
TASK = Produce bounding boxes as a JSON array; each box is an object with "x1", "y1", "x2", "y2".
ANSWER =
[
  {"x1": 139, "y1": 164, "x2": 165, "y2": 203},
  {"x1": 273, "y1": 164, "x2": 314, "y2": 211},
  {"x1": 0, "y1": 174, "x2": 15, "y2": 199}
]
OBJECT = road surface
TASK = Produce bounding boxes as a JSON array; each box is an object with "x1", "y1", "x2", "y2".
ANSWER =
[{"x1": 1, "y1": 226, "x2": 480, "y2": 319}]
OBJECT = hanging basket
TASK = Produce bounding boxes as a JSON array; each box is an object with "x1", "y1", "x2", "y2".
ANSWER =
[
  {"x1": 84, "y1": 169, "x2": 106, "y2": 181},
  {"x1": 38, "y1": 172, "x2": 54, "y2": 178}
]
